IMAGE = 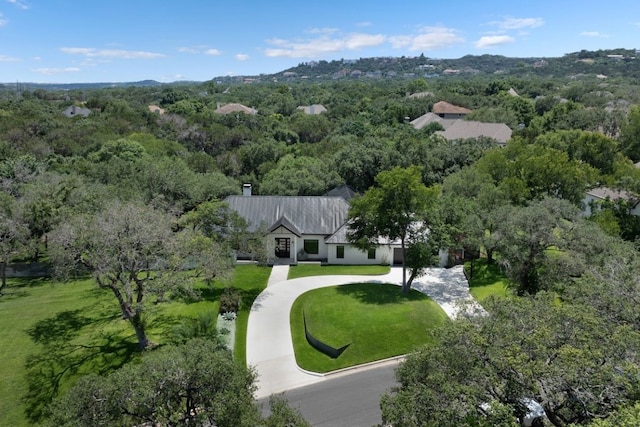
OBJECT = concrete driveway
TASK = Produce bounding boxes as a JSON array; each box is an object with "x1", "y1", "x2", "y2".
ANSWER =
[{"x1": 246, "y1": 265, "x2": 483, "y2": 399}]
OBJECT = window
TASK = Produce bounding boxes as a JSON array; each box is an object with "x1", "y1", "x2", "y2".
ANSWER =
[
  {"x1": 303, "y1": 239, "x2": 319, "y2": 255},
  {"x1": 336, "y1": 245, "x2": 344, "y2": 259},
  {"x1": 367, "y1": 248, "x2": 376, "y2": 260}
]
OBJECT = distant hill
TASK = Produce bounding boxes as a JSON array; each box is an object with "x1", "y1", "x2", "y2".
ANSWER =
[
  {"x1": 3, "y1": 48, "x2": 640, "y2": 88},
  {"x1": 270, "y1": 48, "x2": 640, "y2": 81},
  {"x1": 0, "y1": 80, "x2": 169, "y2": 91}
]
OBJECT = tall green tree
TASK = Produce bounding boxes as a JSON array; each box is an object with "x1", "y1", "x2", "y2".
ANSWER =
[
  {"x1": 347, "y1": 166, "x2": 440, "y2": 293},
  {"x1": 49, "y1": 201, "x2": 230, "y2": 349},
  {"x1": 494, "y1": 198, "x2": 579, "y2": 295},
  {"x1": 46, "y1": 339, "x2": 309, "y2": 427},
  {"x1": 381, "y1": 294, "x2": 640, "y2": 427},
  {"x1": 0, "y1": 194, "x2": 29, "y2": 293},
  {"x1": 619, "y1": 104, "x2": 640, "y2": 162}
]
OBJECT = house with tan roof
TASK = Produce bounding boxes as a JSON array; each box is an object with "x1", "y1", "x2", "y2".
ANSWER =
[
  {"x1": 214, "y1": 103, "x2": 256, "y2": 115},
  {"x1": 297, "y1": 104, "x2": 327, "y2": 115},
  {"x1": 410, "y1": 110, "x2": 512, "y2": 145},
  {"x1": 434, "y1": 121, "x2": 513, "y2": 145},
  {"x1": 432, "y1": 101, "x2": 472, "y2": 119},
  {"x1": 148, "y1": 105, "x2": 165, "y2": 114}
]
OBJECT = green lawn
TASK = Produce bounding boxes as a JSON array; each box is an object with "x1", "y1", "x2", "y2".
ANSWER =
[
  {"x1": 288, "y1": 264, "x2": 390, "y2": 280},
  {"x1": 290, "y1": 283, "x2": 448, "y2": 373},
  {"x1": 465, "y1": 258, "x2": 512, "y2": 302},
  {"x1": 0, "y1": 264, "x2": 269, "y2": 427}
]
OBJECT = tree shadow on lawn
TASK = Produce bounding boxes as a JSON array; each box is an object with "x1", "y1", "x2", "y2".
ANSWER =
[
  {"x1": 23, "y1": 309, "x2": 139, "y2": 423},
  {"x1": 335, "y1": 282, "x2": 428, "y2": 305},
  {"x1": 467, "y1": 261, "x2": 509, "y2": 289},
  {"x1": 0, "y1": 277, "x2": 50, "y2": 301}
]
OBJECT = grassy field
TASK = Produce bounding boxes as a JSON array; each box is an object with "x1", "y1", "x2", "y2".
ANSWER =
[
  {"x1": 290, "y1": 283, "x2": 448, "y2": 373},
  {"x1": 288, "y1": 264, "x2": 390, "y2": 280},
  {"x1": 465, "y1": 258, "x2": 512, "y2": 302},
  {"x1": 0, "y1": 264, "x2": 269, "y2": 427}
]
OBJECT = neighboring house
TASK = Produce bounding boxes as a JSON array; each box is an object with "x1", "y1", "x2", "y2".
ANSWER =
[
  {"x1": 434, "y1": 120, "x2": 513, "y2": 145},
  {"x1": 148, "y1": 104, "x2": 165, "y2": 114},
  {"x1": 432, "y1": 101, "x2": 472, "y2": 119},
  {"x1": 407, "y1": 91, "x2": 435, "y2": 99},
  {"x1": 62, "y1": 105, "x2": 91, "y2": 118},
  {"x1": 410, "y1": 112, "x2": 512, "y2": 144},
  {"x1": 214, "y1": 103, "x2": 256, "y2": 115},
  {"x1": 409, "y1": 112, "x2": 457, "y2": 131},
  {"x1": 297, "y1": 104, "x2": 327, "y2": 115},
  {"x1": 224, "y1": 185, "x2": 401, "y2": 265},
  {"x1": 582, "y1": 186, "x2": 640, "y2": 216}
]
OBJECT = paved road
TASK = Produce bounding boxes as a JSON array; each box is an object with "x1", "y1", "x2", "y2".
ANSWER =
[{"x1": 259, "y1": 361, "x2": 400, "y2": 427}]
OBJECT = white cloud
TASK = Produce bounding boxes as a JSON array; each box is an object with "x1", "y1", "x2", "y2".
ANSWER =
[
  {"x1": 491, "y1": 17, "x2": 544, "y2": 30},
  {"x1": 0, "y1": 55, "x2": 20, "y2": 62},
  {"x1": 235, "y1": 53, "x2": 249, "y2": 61},
  {"x1": 178, "y1": 47, "x2": 199, "y2": 54},
  {"x1": 474, "y1": 35, "x2": 515, "y2": 49},
  {"x1": 204, "y1": 48, "x2": 222, "y2": 56},
  {"x1": 355, "y1": 21, "x2": 372, "y2": 27},
  {"x1": 60, "y1": 47, "x2": 164, "y2": 59},
  {"x1": 265, "y1": 32, "x2": 385, "y2": 58},
  {"x1": 306, "y1": 27, "x2": 338, "y2": 35},
  {"x1": 33, "y1": 67, "x2": 80, "y2": 75},
  {"x1": 0, "y1": 15, "x2": 7, "y2": 26},
  {"x1": 580, "y1": 31, "x2": 609, "y2": 38},
  {"x1": 390, "y1": 26, "x2": 464, "y2": 51},
  {"x1": 6, "y1": 0, "x2": 29, "y2": 10}
]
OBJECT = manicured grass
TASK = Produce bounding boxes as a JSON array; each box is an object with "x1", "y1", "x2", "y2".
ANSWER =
[
  {"x1": 287, "y1": 264, "x2": 390, "y2": 280},
  {"x1": 465, "y1": 258, "x2": 512, "y2": 302},
  {"x1": 290, "y1": 283, "x2": 448, "y2": 373},
  {"x1": 0, "y1": 264, "x2": 269, "y2": 427},
  {"x1": 0, "y1": 277, "x2": 135, "y2": 426}
]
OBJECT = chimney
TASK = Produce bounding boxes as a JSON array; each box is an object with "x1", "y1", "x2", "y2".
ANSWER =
[{"x1": 242, "y1": 183, "x2": 252, "y2": 196}]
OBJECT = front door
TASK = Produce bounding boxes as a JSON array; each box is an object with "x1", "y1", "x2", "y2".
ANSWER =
[
  {"x1": 393, "y1": 248, "x2": 404, "y2": 265},
  {"x1": 275, "y1": 238, "x2": 291, "y2": 258}
]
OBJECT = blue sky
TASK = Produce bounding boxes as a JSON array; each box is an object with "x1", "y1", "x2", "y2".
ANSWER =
[{"x1": 1, "y1": 0, "x2": 639, "y2": 83}]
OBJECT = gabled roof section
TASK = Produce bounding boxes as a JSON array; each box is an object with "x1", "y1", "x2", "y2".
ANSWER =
[
  {"x1": 432, "y1": 101, "x2": 472, "y2": 115},
  {"x1": 586, "y1": 187, "x2": 640, "y2": 207},
  {"x1": 268, "y1": 215, "x2": 302, "y2": 237},
  {"x1": 224, "y1": 195, "x2": 350, "y2": 235},
  {"x1": 325, "y1": 184, "x2": 358, "y2": 201},
  {"x1": 410, "y1": 112, "x2": 457, "y2": 130},
  {"x1": 214, "y1": 103, "x2": 256, "y2": 115},
  {"x1": 434, "y1": 120, "x2": 512, "y2": 144}
]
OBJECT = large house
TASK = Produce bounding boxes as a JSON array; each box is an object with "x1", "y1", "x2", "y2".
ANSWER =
[
  {"x1": 224, "y1": 185, "x2": 402, "y2": 265},
  {"x1": 214, "y1": 103, "x2": 256, "y2": 115},
  {"x1": 410, "y1": 111, "x2": 512, "y2": 145}
]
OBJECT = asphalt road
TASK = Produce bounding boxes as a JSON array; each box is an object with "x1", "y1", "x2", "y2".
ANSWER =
[{"x1": 258, "y1": 363, "x2": 399, "y2": 427}]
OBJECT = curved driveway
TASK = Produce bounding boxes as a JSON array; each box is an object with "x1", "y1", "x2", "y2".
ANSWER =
[{"x1": 246, "y1": 265, "x2": 483, "y2": 399}]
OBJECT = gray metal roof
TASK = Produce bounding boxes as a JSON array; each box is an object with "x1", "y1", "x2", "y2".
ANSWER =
[{"x1": 225, "y1": 195, "x2": 350, "y2": 235}]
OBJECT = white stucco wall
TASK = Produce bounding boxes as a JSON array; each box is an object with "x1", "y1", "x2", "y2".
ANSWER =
[
  {"x1": 326, "y1": 244, "x2": 394, "y2": 265},
  {"x1": 294, "y1": 234, "x2": 329, "y2": 261}
]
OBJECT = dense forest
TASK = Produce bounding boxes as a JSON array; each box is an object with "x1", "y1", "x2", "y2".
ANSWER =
[{"x1": 3, "y1": 48, "x2": 640, "y2": 426}]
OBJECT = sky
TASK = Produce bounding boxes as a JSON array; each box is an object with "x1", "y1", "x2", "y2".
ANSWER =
[{"x1": 1, "y1": 0, "x2": 639, "y2": 83}]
